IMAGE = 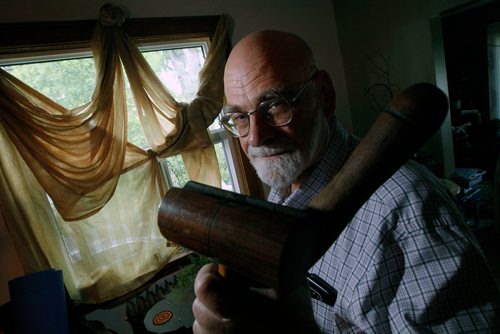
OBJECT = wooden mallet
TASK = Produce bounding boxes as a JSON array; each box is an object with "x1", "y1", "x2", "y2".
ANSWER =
[{"x1": 158, "y1": 83, "x2": 449, "y2": 290}]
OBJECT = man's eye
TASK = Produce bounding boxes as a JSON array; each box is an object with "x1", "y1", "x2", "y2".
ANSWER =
[
  {"x1": 265, "y1": 99, "x2": 287, "y2": 115},
  {"x1": 269, "y1": 99, "x2": 286, "y2": 108},
  {"x1": 231, "y1": 114, "x2": 248, "y2": 124}
]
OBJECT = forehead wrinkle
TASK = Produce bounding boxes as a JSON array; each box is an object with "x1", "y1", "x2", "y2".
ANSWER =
[
  {"x1": 225, "y1": 69, "x2": 290, "y2": 112},
  {"x1": 223, "y1": 84, "x2": 287, "y2": 115},
  {"x1": 225, "y1": 60, "x2": 268, "y2": 90}
]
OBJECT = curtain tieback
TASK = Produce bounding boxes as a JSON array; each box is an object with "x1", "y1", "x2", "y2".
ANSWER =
[
  {"x1": 147, "y1": 149, "x2": 158, "y2": 158},
  {"x1": 99, "y1": 3, "x2": 125, "y2": 27}
]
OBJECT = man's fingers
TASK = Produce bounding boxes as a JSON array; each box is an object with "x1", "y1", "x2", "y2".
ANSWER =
[
  {"x1": 194, "y1": 263, "x2": 237, "y2": 318},
  {"x1": 193, "y1": 264, "x2": 236, "y2": 333},
  {"x1": 192, "y1": 297, "x2": 234, "y2": 333}
]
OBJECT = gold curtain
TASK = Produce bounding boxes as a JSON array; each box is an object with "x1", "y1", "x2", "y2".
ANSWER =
[{"x1": 0, "y1": 6, "x2": 228, "y2": 303}]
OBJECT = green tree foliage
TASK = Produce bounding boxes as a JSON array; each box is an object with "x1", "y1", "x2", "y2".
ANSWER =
[
  {"x1": 164, "y1": 143, "x2": 232, "y2": 189},
  {"x1": 4, "y1": 58, "x2": 96, "y2": 109},
  {"x1": 214, "y1": 143, "x2": 231, "y2": 188}
]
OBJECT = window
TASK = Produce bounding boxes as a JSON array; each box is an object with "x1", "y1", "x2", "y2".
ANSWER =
[{"x1": 0, "y1": 40, "x2": 239, "y2": 192}]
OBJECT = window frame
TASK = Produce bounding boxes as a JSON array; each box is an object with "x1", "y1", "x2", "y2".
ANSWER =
[
  {"x1": 0, "y1": 16, "x2": 220, "y2": 60},
  {"x1": 0, "y1": 15, "x2": 265, "y2": 314}
]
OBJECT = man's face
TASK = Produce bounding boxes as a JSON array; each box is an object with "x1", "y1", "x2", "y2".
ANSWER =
[{"x1": 224, "y1": 66, "x2": 330, "y2": 188}]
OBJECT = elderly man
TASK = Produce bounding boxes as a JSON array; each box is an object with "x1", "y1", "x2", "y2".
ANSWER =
[{"x1": 192, "y1": 30, "x2": 500, "y2": 333}]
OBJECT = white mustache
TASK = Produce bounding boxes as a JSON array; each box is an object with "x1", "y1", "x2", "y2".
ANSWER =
[{"x1": 247, "y1": 144, "x2": 296, "y2": 158}]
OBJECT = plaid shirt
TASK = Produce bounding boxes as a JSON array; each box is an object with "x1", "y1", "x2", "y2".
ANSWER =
[{"x1": 268, "y1": 122, "x2": 500, "y2": 333}]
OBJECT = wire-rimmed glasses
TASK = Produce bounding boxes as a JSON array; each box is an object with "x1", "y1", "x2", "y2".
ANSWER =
[{"x1": 220, "y1": 71, "x2": 319, "y2": 137}]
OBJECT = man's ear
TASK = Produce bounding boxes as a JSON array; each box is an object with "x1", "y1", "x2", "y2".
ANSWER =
[{"x1": 316, "y1": 70, "x2": 336, "y2": 118}]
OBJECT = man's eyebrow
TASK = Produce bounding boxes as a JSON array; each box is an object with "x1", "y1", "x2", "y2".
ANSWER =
[
  {"x1": 222, "y1": 85, "x2": 291, "y2": 114},
  {"x1": 255, "y1": 85, "x2": 291, "y2": 103},
  {"x1": 221, "y1": 105, "x2": 242, "y2": 114},
  {"x1": 261, "y1": 81, "x2": 291, "y2": 97}
]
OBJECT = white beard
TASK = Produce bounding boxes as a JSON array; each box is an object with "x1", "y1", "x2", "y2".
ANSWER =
[
  {"x1": 247, "y1": 113, "x2": 329, "y2": 189},
  {"x1": 248, "y1": 142, "x2": 304, "y2": 188}
]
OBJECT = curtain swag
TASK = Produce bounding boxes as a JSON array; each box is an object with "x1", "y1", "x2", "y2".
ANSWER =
[{"x1": 0, "y1": 8, "x2": 228, "y2": 221}]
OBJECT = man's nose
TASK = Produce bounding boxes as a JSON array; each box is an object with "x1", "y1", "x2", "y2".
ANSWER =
[{"x1": 247, "y1": 112, "x2": 275, "y2": 147}]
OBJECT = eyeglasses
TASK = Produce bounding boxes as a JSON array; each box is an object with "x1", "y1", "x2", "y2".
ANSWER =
[{"x1": 220, "y1": 70, "x2": 319, "y2": 137}]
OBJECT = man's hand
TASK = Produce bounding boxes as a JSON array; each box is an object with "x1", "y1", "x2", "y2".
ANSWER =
[{"x1": 192, "y1": 263, "x2": 321, "y2": 334}]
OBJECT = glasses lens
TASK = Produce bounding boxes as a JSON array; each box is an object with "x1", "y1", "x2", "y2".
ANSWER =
[
  {"x1": 220, "y1": 113, "x2": 249, "y2": 137},
  {"x1": 258, "y1": 98, "x2": 292, "y2": 126},
  {"x1": 220, "y1": 97, "x2": 293, "y2": 137}
]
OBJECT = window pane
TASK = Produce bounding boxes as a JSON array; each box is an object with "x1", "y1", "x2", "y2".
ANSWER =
[
  {"x1": 142, "y1": 47, "x2": 205, "y2": 102},
  {"x1": 164, "y1": 155, "x2": 189, "y2": 188},
  {"x1": 214, "y1": 141, "x2": 234, "y2": 191},
  {"x1": 2, "y1": 58, "x2": 96, "y2": 109},
  {"x1": 209, "y1": 117, "x2": 223, "y2": 131},
  {"x1": 1, "y1": 45, "x2": 206, "y2": 150},
  {"x1": 160, "y1": 142, "x2": 236, "y2": 191}
]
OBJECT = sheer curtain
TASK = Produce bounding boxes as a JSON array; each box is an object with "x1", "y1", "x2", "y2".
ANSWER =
[{"x1": 0, "y1": 5, "x2": 229, "y2": 303}]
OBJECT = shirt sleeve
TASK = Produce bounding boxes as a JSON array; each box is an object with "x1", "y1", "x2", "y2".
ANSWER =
[{"x1": 348, "y1": 173, "x2": 500, "y2": 333}]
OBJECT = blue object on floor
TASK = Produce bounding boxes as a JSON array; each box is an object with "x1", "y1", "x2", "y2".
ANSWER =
[{"x1": 8, "y1": 269, "x2": 69, "y2": 334}]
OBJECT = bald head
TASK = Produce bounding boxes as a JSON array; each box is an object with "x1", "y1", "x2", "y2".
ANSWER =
[
  {"x1": 224, "y1": 30, "x2": 317, "y2": 94},
  {"x1": 221, "y1": 30, "x2": 336, "y2": 189}
]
